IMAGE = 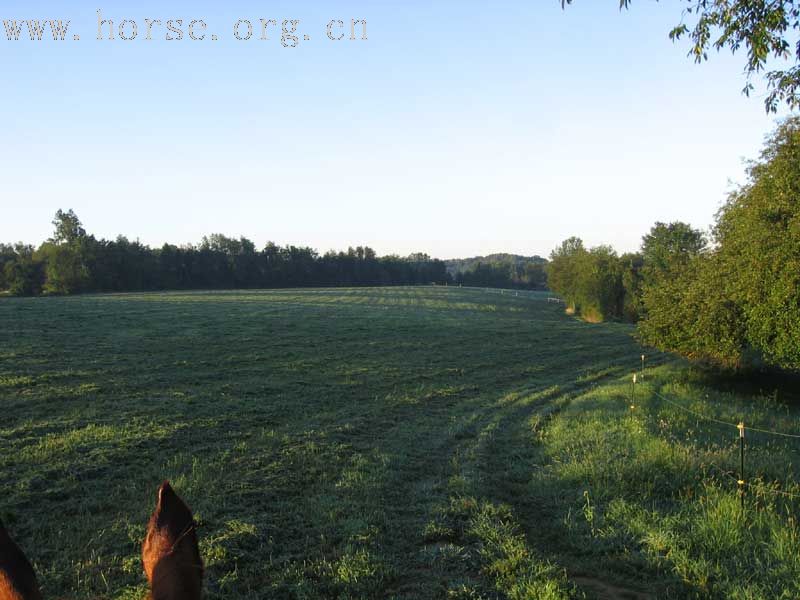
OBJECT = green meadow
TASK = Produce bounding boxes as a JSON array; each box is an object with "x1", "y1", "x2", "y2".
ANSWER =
[{"x1": 1, "y1": 287, "x2": 799, "y2": 599}]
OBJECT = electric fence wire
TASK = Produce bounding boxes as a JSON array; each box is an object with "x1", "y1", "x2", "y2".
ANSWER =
[{"x1": 636, "y1": 362, "x2": 800, "y2": 502}]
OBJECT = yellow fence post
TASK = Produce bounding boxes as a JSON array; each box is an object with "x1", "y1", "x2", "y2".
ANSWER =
[{"x1": 738, "y1": 421, "x2": 746, "y2": 510}]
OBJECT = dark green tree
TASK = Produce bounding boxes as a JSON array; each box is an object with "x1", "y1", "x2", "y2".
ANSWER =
[
  {"x1": 547, "y1": 239, "x2": 629, "y2": 321},
  {"x1": 49, "y1": 209, "x2": 86, "y2": 245},
  {"x1": 714, "y1": 116, "x2": 800, "y2": 369},
  {"x1": 638, "y1": 117, "x2": 800, "y2": 371},
  {"x1": 3, "y1": 244, "x2": 44, "y2": 296},
  {"x1": 41, "y1": 210, "x2": 91, "y2": 294},
  {"x1": 547, "y1": 237, "x2": 586, "y2": 313},
  {"x1": 0, "y1": 243, "x2": 16, "y2": 291},
  {"x1": 638, "y1": 252, "x2": 746, "y2": 368},
  {"x1": 620, "y1": 252, "x2": 644, "y2": 322},
  {"x1": 640, "y1": 221, "x2": 707, "y2": 288},
  {"x1": 572, "y1": 245, "x2": 624, "y2": 322}
]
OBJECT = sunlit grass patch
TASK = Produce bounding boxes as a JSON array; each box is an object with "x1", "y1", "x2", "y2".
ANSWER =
[{"x1": 531, "y1": 364, "x2": 800, "y2": 598}]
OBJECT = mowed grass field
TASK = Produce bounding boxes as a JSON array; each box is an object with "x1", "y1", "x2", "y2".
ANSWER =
[{"x1": 2, "y1": 287, "x2": 800, "y2": 599}]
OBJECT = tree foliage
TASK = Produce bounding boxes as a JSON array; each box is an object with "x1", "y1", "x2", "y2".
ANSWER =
[
  {"x1": 639, "y1": 117, "x2": 800, "y2": 370},
  {"x1": 547, "y1": 237, "x2": 585, "y2": 312},
  {"x1": 563, "y1": 0, "x2": 800, "y2": 112},
  {"x1": 638, "y1": 252, "x2": 746, "y2": 368},
  {"x1": 547, "y1": 238, "x2": 630, "y2": 322},
  {"x1": 714, "y1": 115, "x2": 800, "y2": 368},
  {"x1": 2, "y1": 244, "x2": 44, "y2": 296},
  {"x1": 620, "y1": 252, "x2": 644, "y2": 322},
  {"x1": 49, "y1": 209, "x2": 86, "y2": 245},
  {"x1": 0, "y1": 213, "x2": 452, "y2": 296},
  {"x1": 640, "y1": 221, "x2": 707, "y2": 287},
  {"x1": 448, "y1": 254, "x2": 548, "y2": 289},
  {"x1": 546, "y1": 220, "x2": 708, "y2": 325}
]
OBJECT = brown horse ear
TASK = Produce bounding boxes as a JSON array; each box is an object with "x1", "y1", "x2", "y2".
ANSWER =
[
  {"x1": 152, "y1": 482, "x2": 196, "y2": 536},
  {"x1": 0, "y1": 520, "x2": 43, "y2": 600},
  {"x1": 156, "y1": 481, "x2": 178, "y2": 517},
  {"x1": 143, "y1": 481, "x2": 203, "y2": 600}
]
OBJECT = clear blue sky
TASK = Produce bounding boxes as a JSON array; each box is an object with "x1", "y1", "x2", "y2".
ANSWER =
[{"x1": 0, "y1": 0, "x2": 791, "y2": 258}]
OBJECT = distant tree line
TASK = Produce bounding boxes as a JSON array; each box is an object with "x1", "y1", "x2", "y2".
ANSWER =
[
  {"x1": 446, "y1": 254, "x2": 548, "y2": 290},
  {"x1": 548, "y1": 117, "x2": 800, "y2": 372},
  {"x1": 0, "y1": 214, "x2": 451, "y2": 295}
]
